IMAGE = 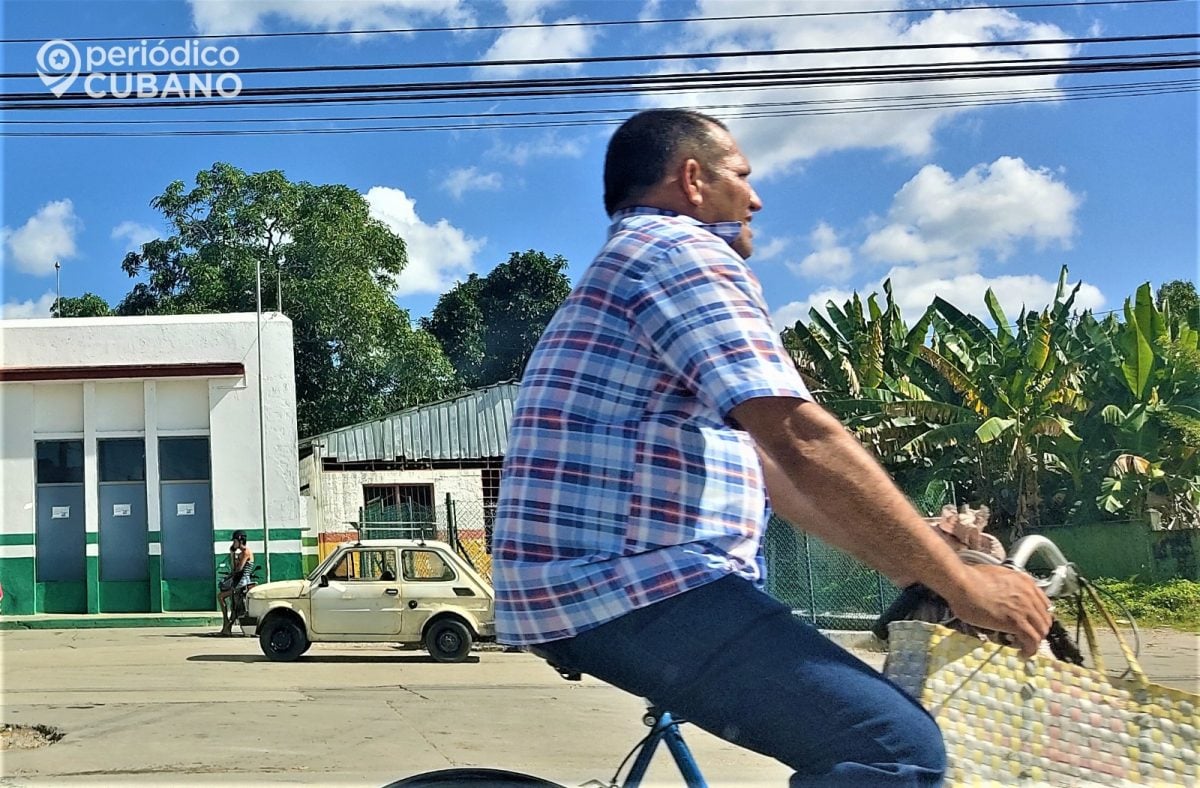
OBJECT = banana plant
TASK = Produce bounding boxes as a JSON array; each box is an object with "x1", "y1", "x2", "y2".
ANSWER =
[
  {"x1": 860, "y1": 268, "x2": 1089, "y2": 532},
  {"x1": 1080, "y1": 283, "x2": 1200, "y2": 525}
]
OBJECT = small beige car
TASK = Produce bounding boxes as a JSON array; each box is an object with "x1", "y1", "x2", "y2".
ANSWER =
[{"x1": 246, "y1": 539, "x2": 494, "y2": 663}]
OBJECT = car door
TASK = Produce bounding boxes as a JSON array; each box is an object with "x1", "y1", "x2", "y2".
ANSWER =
[
  {"x1": 310, "y1": 547, "x2": 403, "y2": 636},
  {"x1": 399, "y1": 547, "x2": 487, "y2": 638}
]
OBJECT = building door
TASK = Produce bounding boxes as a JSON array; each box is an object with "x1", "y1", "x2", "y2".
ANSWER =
[
  {"x1": 158, "y1": 437, "x2": 213, "y2": 611},
  {"x1": 35, "y1": 440, "x2": 87, "y2": 613},
  {"x1": 97, "y1": 438, "x2": 150, "y2": 612}
]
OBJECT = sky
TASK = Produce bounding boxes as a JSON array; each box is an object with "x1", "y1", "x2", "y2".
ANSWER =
[{"x1": 2, "y1": 0, "x2": 1197, "y2": 332}]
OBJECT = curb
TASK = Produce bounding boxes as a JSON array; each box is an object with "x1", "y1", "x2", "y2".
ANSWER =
[
  {"x1": 0, "y1": 614, "x2": 224, "y2": 630},
  {"x1": 821, "y1": 629, "x2": 888, "y2": 652},
  {"x1": 0, "y1": 613, "x2": 890, "y2": 652}
]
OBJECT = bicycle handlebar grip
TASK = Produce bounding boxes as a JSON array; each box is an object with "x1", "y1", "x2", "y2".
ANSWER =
[{"x1": 871, "y1": 584, "x2": 934, "y2": 641}]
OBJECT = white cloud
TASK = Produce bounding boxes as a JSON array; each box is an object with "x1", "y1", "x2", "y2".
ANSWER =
[
  {"x1": 772, "y1": 270, "x2": 1105, "y2": 333},
  {"x1": 879, "y1": 266, "x2": 1105, "y2": 322},
  {"x1": 487, "y1": 131, "x2": 585, "y2": 165},
  {"x1": 639, "y1": 0, "x2": 666, "y2": 22},
  {"x1": 111, "y1": 221, "x2": 158, "y2": 253},
  {"x1": 752, "y1": 236, "x2": 791, "y2": 262},
  {"x1": 2, "y1": 199, "x2": 82, "y2": 276},
  {"x1": 647, "y1": 2, "x2": 1074, "y2": 176},
  {"x1": 441, "y1": 166, "x2": 503, "y2": 200},
  {"x1": 480, "y1": 1, "x2": 596, "y2": 76},
  {"x1": 862, "y1": 157, "x2": 1080, "y2": 266},
  {"x1": 774, "y1": 155, "x2": 1098, "y2": 327},
  {"x1": 790, "y1": 222, "x2": 854, "y2": 281},
  {"x1": 364, "y1": 186, "x2": 485, "y2": 297},
  {"x1": 188, "y1": 0, "x2": 475, "y2": 35},
  {"x1": 772, "y1": 285, "x2": 856, "y2": 331},
  {"x1": 2, "y1": 291, "x2": 57, "y2": 319}
]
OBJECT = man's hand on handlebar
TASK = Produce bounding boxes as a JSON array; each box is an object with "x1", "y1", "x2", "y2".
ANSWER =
[{"x1": 941, "y1": 564, "x2": 1053, "y2": 658}]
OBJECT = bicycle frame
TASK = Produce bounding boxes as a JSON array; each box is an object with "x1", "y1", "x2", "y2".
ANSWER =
[{"x1": 622, "y1": 708, "x2": 706, "y2": 788}]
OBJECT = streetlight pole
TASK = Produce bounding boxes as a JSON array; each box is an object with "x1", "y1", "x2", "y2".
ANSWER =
[
  {"x1": 54, "y1": 261, "x2": 61, "y2": 316},
  {"x1": 254, "y1": 255, "x2": 271, "y2": 581}
]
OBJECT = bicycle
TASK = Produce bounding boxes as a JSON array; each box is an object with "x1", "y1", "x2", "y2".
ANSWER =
[
  {"x1": 385, "y1": 695, "x2": 707, "y2": 788},
  {"x1": 386, "y1": 535, "x2": 1114, "y2": 788}
]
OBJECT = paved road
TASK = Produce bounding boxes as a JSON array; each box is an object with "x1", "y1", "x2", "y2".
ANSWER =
[
  {"x1": 1, "y1": 626, "x2": 1195, "y2": 786},
  {"x1": 2, "y1": 627, "x2": 795, "y2": 786}
]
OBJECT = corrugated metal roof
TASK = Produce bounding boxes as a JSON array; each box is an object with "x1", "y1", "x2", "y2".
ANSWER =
[{"x1": 306, "y1": 381, "x2": 518, "y2": 462}]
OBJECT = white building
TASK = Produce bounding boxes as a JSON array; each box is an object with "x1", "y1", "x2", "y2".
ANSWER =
[{"x1": 0, "y1": 313, "x2": 304, "y2": 616}]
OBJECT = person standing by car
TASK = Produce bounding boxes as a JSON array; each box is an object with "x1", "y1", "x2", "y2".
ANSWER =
[
  {"x1": 218, "y1": 529, "x2": 254, "y2": 636},
  {"x1": 491, "y1": 109, "x2": 1052, "y2": 785}
]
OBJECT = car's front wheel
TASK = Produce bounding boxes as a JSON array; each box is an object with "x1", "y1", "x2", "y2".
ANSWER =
[
  {"x1": 425, "y1": 619, "x2": 472, "y2": 663},
  {"x1": 259, "y1": 616, "x2": 308, "y2": 661}
]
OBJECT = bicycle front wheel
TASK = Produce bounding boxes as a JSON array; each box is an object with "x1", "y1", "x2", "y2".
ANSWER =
[{"x1": 384, "y1": 768, "x2": 566, "y2": 787}]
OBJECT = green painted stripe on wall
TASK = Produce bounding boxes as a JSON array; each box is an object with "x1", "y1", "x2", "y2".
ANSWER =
[
  {"x1": 0, "y1": 556, "x2": 36, "y2": 614},
  {"x1": 270, "y1": 529, "x2": 305, "y2": 540},
  {"x1": 213, "y1": 528, "x2": 304, "y2": 541},
  {"x1": 86, "y1": 533, "x2": 99, "y2": 545},
  {"x1": 0, "y1": 534, "x2": 35, "y2": 546}
]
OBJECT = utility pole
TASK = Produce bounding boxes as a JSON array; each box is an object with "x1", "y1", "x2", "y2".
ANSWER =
[
  {"x1": 54, "y1": 261, "x2": 61, "y2": 316},
  {"x1": 254, "y1": 255, "x2": 271, "y2": 581}
]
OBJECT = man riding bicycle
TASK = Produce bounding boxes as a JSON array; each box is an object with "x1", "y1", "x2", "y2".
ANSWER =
[{"x1": 491, "y1": 109, "x2": 1051, "y2": 786}]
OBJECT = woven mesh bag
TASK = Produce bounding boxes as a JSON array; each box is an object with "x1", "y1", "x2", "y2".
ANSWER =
[{"x1": 883, "y1": 590, "x2": 1198, "y2": 786}]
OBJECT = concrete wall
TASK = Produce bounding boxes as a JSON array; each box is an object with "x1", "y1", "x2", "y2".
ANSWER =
[
  {"x1": 305, "y1": 462, "x2": 484, "y2": 560},
  {"x1": 1022, "y1": 522, "x2": 1199, "y2": 582},
  {"x1": 0, "y1": 313, "x2": 305, "y2": 614}
]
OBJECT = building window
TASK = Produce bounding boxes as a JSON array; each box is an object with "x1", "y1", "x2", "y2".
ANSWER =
[
  {"x1": 98, "y1": 439, "x2": 146, "y2": 482},
  {"x1": 481, "y1": 464, "x2": 501, "y2": 552},
  {"x1": 159, "y1": 437, "x2": 211, "y2": 481},
  {"x1": 36, "y1": 440, "x2": 84, "y2": 484},
  {"x1": 362, "y1": 484, "x2": 435, "y2": 538}
]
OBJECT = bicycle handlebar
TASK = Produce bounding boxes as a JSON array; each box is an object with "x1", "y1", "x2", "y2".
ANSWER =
[{"x1": 872, "y1": 535, "x2": 1081, "y2": 640}]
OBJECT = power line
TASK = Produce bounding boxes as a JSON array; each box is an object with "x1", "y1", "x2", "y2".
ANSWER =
[
  {"x1": 6, "y1": 76, "x2": 1191, "y2": 126},
  {"x1": 5, "y1": 51, "x2": 1195, "y2": 111},
  {"x1": 6, "y1": 31, "x2": 1197, "y2": 81},
  {"x1": 4, "y1": 79, "x2": 1193, "y2": 137},
  {"x1": 0, "y1": 0, "x2": 1185, "y2": 45}
]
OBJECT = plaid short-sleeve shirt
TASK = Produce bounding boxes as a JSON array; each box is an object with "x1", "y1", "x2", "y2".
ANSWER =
[{"x1": 492, "y1": 207, "x2": 811, "y2": 645}]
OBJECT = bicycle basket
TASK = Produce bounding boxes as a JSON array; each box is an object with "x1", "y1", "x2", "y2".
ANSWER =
[{"x1": 884, "y1": 606, "x2": 1198, "y2": 785}]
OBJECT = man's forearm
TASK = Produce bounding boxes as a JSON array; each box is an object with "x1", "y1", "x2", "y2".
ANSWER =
[{"x1": 736, "y1": 397, "x2": 972, "y2": 597}]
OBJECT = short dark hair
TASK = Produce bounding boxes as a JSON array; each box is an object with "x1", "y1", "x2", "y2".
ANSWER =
[
  {"x1": 603, "y1": 109, "x2": 728, "y2": 216},
  {"x1": 232, "y1": 530, "x2": 247, "y2": 543}
]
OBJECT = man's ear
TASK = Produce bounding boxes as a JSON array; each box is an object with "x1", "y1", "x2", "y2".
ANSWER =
[{"x1": 681, "y1": 158, "x2": 705, "y2": 207}]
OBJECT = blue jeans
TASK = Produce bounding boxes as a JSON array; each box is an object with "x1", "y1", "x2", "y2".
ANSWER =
[{"x1": 530, "y1": 574, "x2": 945, "y2": 786}]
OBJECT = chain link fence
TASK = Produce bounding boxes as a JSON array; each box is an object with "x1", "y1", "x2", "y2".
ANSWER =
[
  {"x1": 764, "y1": 516, "x2": 900, "y2": 629},
  {"x1": 356, "y1": 496, "x2": 494, "y2": 583},
  {"x1": 435, "y1": 496, "x2": 953, "y2": 630}
]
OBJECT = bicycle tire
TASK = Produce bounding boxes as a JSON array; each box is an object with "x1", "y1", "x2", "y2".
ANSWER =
[{"x1": 383, "y1": 768, "x2": 566, "y2": 787}]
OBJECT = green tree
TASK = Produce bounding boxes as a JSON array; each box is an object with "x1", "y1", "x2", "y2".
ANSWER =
[
  {"x1": 53, "y1": 292, "x2": 113, "y2": 317},
  {"x1": 118, "y1": 162, "x2": 457, "y2": 436},
  {"x1": 423, "y1": 250, "x2": 571, "y2": 387},
  {"x1": 1156, "y1": 279, "x2": 1199, "y2": 323},
  {"x1": 421, "y1": 275, "x2": 486, "y2": 386}
]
